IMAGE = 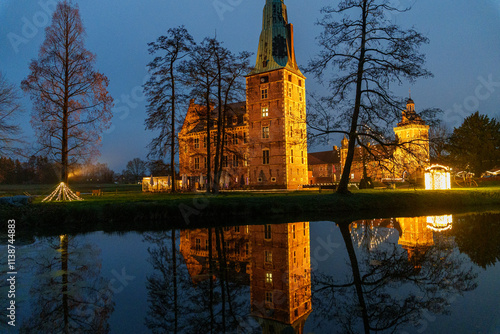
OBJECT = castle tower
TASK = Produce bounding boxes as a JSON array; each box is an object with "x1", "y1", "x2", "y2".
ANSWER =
[
  {"x1": 393, "y1": 97, "x2": 430, "y2": 179},
  {"x1": 246, "y1": 0, "x2": 308, "y2": 189}
]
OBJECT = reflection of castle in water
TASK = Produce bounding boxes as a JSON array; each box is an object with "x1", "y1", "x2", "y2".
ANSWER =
[
  {"x1": 179, "y1": 223, "x2": 312, "y2": 333},
  {"x1": 351, "y1": 215, "x2": 454, "y2": 266}
]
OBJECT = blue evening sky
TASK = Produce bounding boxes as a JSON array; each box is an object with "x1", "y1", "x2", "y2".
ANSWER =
[{"x1": 1, "y1": 0, "x2": 499, "y2": 171}]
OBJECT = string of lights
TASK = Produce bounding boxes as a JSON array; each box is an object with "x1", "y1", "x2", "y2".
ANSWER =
[{"x1": 42, "y1": 182, "x2": 84, "y2": 202}]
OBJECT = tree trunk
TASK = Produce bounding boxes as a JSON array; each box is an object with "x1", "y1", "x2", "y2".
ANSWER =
[
  {"x1": 170, "y1": 61, "x2": 177, "y2": 193},
  {"x1": 337, "y1": 0, "x2": 368, "y2": 194},
  {"x1": 205, "y1": 83, "x2": 212, "y2": 194},
  {"x1": 61, "y1": 235, "x2": 69, "y2": 334}
]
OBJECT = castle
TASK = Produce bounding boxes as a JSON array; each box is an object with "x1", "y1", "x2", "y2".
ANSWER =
[
  {"x1": 179, "y1": 0, "x2": 308, "y2": 190},
  {"x1": 178, "y1": 0, "x2": 430, "y2": 190}
]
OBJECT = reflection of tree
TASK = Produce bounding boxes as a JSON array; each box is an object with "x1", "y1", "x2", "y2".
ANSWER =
[
  {"x1": 312, "y1": 223, "x2": 477, "y2": 334},
  {"x1": 452, "y1": 213, "x2": 500, "y2": 269},
  {"x1": 21, "y1": 235, "x2": 114, "y2": 333},
  {"x1": 145, "y1": 228, "x2": 248, "y2": 334}
]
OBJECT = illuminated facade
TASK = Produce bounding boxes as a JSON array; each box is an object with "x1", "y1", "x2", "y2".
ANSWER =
[
  {"x1": 425, "y1": 165, "x2": 451, "y2": 190},
  {"x1": 313, "y1": 98, "x2": 430, "y2": 184},
  {"x1": 178, "y1": 0, "x2": 308, "y2": 190},
  {"x1": 179, "y1": 222, "x2": 312, "y2": 332}
]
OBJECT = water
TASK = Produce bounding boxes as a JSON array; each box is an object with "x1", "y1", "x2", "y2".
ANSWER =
[{"x1": 1, "y1": 212, "x2": 499, "y2": 333}]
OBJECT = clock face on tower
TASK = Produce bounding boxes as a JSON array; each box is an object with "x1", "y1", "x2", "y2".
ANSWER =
[{"x1": 260, "y1": 76, "x2": 269, "y2": 83}]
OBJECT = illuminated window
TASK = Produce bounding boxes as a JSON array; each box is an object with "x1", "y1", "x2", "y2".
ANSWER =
[
  {"x1": 194, "y1": 157, "x2": 200, "y2": 170},
  {"x1": 262, "y1": 106, "x2": 269, "y2": 117},
  {"x1": 265, "y1": 224, "x2": 272, "y2": 239},
  {"x1": 261, "y1": 89, "x2": 268, "y2": 99},
  {"x1": 244, "y1": 154, "x2": 248, "y2": 167},
  {"x1": 265, "y1": 250, "x2": 273, "y2": 263},
  {"x1": 194, "y1": 138, "x2": 199, "y2": 149},
  {"x1": 266, "y1": 272, "x2": 273, "y2": 284},
  {"x1": 263, "y1": 149, "x2": 270, "y2": 165},
  {"x1": 292, "y1": 225, "x2": 296, "y2": 239},
  {"x1": 262, "y1": 126, "x2": 270, "y2": 138}
]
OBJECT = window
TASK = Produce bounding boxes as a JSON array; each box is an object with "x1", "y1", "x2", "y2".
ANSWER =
[
  {"x1": 204, "y1": 157, "x2": 207, "y2": 169},
  {"x1": 245, "y1": 243, "x2": 249, "y2": 256},
  {"x1": 304, "y1": 247, "x2": 307, "y2": 259},
  {"x1": 293, "y1": 251, "x2": 296, "y2": 264},
  {"x1": 262, "y1": 106, "x2": 269, "y2": 117},
  {"x1": 271, "y1": 177, "x2": 276, "y2": 182},
  {"x1": 263, "y1": 149, "x2": 270, "y2": 164},
  {"x1": 185, "y1": 231, "x2": 189, "y2": 240},
  {"x1": 232, "y1": 155, "x2": 238, "y2": 167},
  {"x1": 290, "y1": 149, "x2": 294, "y2": 164},
  {"x1": 301, "y1": 151, "x2": 305, "y2": 164},
  {"x1": 303, "y1": 222, "x2": 306, "y2": 235},
  {"x1": 264, "y1": 224, "x2": 272, "y2": 239},
  {"x1": 235, "y1": 226, "x2": 240, "y2": 232},
  {"x1": 233, "y1": 133, "x2": 238, "y2": 144},
  {"x1": 203, "y1": 136, "x2": 207, "y2": 148},
  {"x1": 265, "y1": 291, "x2": 273, "y2": 304},
  {"x1": 298, "y1": 79, "x2": 302, "y2": 87},
  {"x1": 224, "y1": 134, "x2": 228, "y2": 146},
  {"x1": 235, "y1": 243, "x2": 240, "y2": 255},
  {"x1": 266, "y1": 272, "x2": 273, "y2": 284},
  {"x1": 265, "y1": 250, "x2": 272, "y2": 263},
  {"x1": 244, "y1": 154, "x2": 248, "y2": 167},
  {"x1": 205, "y1": 240, "x2": 208, "y2": 250},
  {"x1": 261, "y1": 89, "x2": 268, "y2": 99},
  {"x1": 288, "y1": 74, "x2": 292, "y2": 81},
  {"x1": 194, "y1": 138, "x2": 199, "y2": 149},
  {"x1": 262, "y1": 126, "x2": 270, "y2": 138},
  {"x1": 292, "y1": 225, "x2": 296, "y2": 239},
  {"x1": 243, "y1": 132, "x2": 248, "y2": 143},
  {"x1": 195, "y1": 238, "x2": 201, "y2": 251},
  {"x1": 288, "y1": 86, "x2": 292, "y2": 97},
  {"x1": 299, "y1": 91, "x2": 303, "y2": 102},
  {"x1": 222, "y1": 156, "x2": 228, "y2": 168},
  {"x1": 194, "y1": 157, "x2": 200, "y2": 170}
]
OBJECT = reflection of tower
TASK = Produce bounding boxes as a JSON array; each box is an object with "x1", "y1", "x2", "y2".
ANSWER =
[
  {"x1": 60, "y1": 234, "x2": 69, "y2": 332},
  {"x1": 397, "y1": 217, "x2": 434, "y2": 268},
  {"x1": 249, "y1": 223, "x2": 312, "y2": 333},
  {"x1": 426, "y1": 215, "x2": 453, "y2": 232}
]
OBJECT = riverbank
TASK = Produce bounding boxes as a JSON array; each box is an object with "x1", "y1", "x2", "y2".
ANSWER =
[{"x1": 2, "y1": 187, "x2": 500, "y2": 235}]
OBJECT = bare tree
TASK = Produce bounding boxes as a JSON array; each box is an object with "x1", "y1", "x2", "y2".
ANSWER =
[
  {"x1": 21, "y1": 0, "x2": 113, "y2": 184},
  {"x1": 0, "y1": 72, "x2": 22, "y2": 156},
  {"x1": 124, "y1": 157, "x2": 147, "y2": 183},
  {"x1": 181, "y1": 38, "x2": 218, "y2": 193},
  {"x1": 307, "y1": 0, "x2": 431, "y2": 193},
  {"x1": 144, "y1": 26, "x2": 195, "y2": 193}
]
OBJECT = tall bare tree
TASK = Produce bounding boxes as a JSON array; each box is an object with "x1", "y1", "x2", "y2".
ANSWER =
[
  {"x1": 181, "y1": 38, "x2": 218, "y2": 193},
  {"x1": 21, "y1": 0, "x2": 113, "y2": 184},
  {"x1": 308, "y1": 0, "x2": 431, "y2": 193},
  {"x1": 0, "y1": 72, "x2": 22, "y2": 156},
  {"x1": 144, "y1": 26, "x2": 195, "y2": 193}
]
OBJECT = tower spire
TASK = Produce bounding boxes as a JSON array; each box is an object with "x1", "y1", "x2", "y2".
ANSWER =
[{"x1": 249, "y1": 0, "x2": 303, "y2": 76}]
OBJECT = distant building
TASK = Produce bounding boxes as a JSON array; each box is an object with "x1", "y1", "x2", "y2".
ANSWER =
[
  {"x1": 178, "y1": 0, "x2": 308, "y2": 190},
  {"x1": 308, "y1": 98, "x2": 430, "y2": 184}
]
